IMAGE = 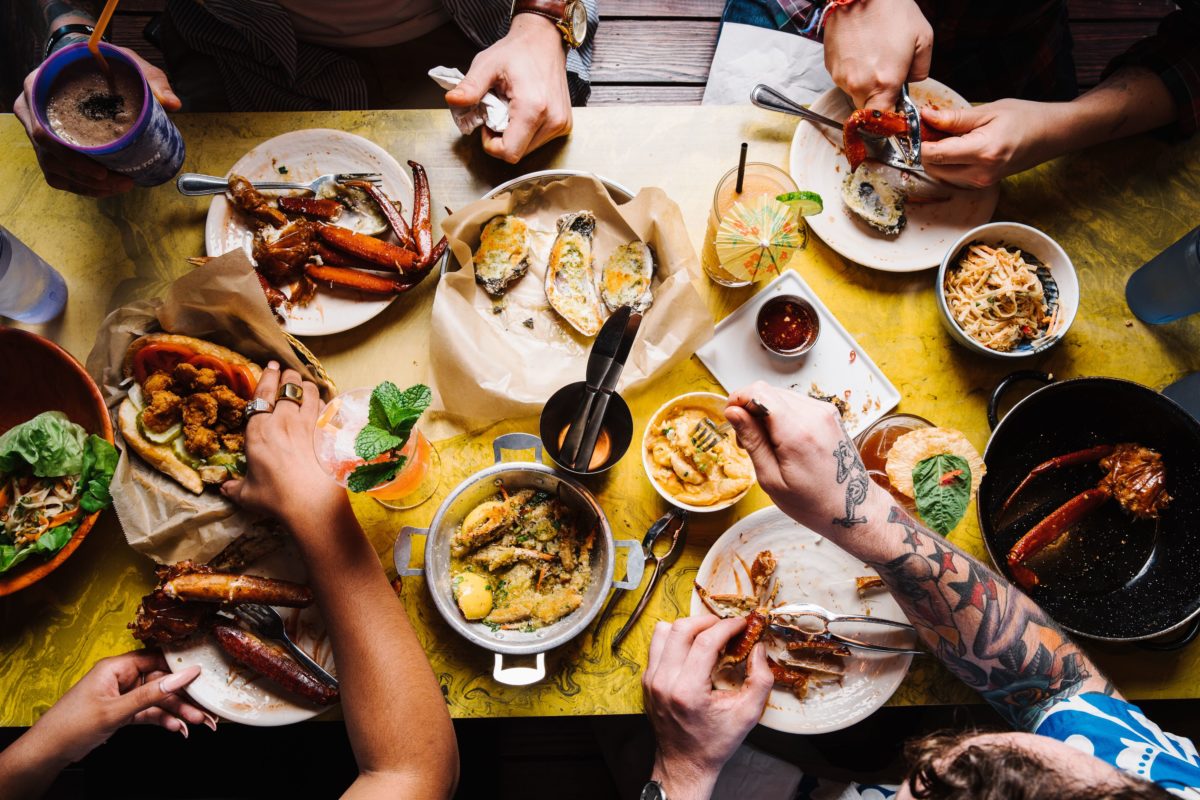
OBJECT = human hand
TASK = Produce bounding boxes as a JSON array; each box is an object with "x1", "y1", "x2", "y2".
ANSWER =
[
  {"x1": 31, "y1": 650, "x2": 209, "y2": 763},
  {"x1": 12, "y1": 46, "x2": 180, "y2": 197},
  {"x1": 823, "y1": 0, "x2": 932, "y2": 110},
  {"x1": 446, "y1": 14, "x2": 571, "y2": 164},
  {"x1": 921, "y1": 100, "x2": 1063, "y2": 188},
  {"x1": 726, "y1": 382, "x2": 885, "y2": 535},
  {"x1": 221, "y1": 362, "x2": 344, "y2": 532},
  {"x1": 643, "y1": 616, "x2": 773, "y2": 800}
]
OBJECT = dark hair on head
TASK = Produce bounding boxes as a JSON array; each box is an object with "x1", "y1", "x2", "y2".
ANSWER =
[{"x1": 904, "y1": 731, "x2": 1175, "y2": 800}]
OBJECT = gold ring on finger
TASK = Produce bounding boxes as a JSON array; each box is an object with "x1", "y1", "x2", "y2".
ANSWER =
[{"x1": 276, "y1": 382, "x2": 304, "y2": 405}]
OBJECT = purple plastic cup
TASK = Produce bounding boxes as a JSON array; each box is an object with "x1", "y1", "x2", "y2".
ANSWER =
[{"x1": 32, "y1": 42, "x2": 185, "y2": 187}]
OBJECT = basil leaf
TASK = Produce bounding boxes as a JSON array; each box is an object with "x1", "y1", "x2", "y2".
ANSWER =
[
  {"x1": 346, "y1": 456, "x2": 407, "y2": 493},
  {"x1": 913, "y1": 454, "x2": 972, "y2": 536},
  {"x1": 355, "y1": 424, "x2": 404, "y2": 461}
]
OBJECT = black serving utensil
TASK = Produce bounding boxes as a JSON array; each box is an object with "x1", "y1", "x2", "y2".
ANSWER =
[
  {"x1": 560, "y1": 306, "x2": 632, "y2": 469},
  {"x1": 573, "y1": 311, "x2": 642, "y2": 472}
]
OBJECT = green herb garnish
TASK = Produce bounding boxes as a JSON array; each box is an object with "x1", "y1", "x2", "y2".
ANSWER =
[
  {"x1": 912, "y1": 454, "x2": 972, "y2": 536},
  {"x1": 347, "y1": 382, "x2": 432, "y2": 493}
]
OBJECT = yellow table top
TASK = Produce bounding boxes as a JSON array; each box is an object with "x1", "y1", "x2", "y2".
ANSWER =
[{"x1": 1, "y1": 108, "x2": 1199, "y2": 727}]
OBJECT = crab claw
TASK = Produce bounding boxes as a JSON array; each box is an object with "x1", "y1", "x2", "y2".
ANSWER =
[
  {"x1": 1001, "y1": 445, "x2": 1115, "y2": 514},
  {"x1": 1005, "y1": 486, "x2": 1112, "y2": 589}
]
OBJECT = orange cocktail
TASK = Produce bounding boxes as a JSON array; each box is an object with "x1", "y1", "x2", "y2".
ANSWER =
[
  {"x1": 313, "y1": 387, "x2": 439, "y2": 509},
  {"x1": 701, "y1": 162, "x2": 798, "y2": 287}
]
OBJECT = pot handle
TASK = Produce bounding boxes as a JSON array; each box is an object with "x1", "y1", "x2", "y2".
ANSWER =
[
  {"x1": 393, "y1": 526, "x2": 427, "y2": 578},
  {"x1": 493, "y1": 432, "x2": 543, "y2": 464},
  {"x1": 1136, "y1": 617, "x2": 1200, "y2": 652},
  {"x1": 492, "y1": 652, "x2": 546, "y2": 685},
  {"x1": 988, "y1": 371, "x2": 1055, "y2": 430},
  {"x1": 612, "y1": 539, "x2": 647, "y2": 591}
]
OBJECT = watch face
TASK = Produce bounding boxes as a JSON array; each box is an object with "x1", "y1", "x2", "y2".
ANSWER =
[
  {"x1": 568, "y1": 0, "x2": 587, "y2": 44},
  {"x1": 640, "y1": 782, "x2": 665, "y2": 800}
]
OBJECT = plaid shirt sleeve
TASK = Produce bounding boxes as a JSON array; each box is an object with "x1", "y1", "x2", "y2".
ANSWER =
[{"x1": 1103, "y1": 0, "x2": 1200, "y2": 136}]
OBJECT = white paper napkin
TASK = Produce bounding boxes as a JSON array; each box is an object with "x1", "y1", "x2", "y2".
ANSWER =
[
  {"x1": 702, "y1": 23, "x2": 834, "y2": 106},
  {"x1": 429, "y1": 66, "x2": 510, "y2": 135}
]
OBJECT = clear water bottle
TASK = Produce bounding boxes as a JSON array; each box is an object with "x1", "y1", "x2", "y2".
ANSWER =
[
  {"x1": 1126, "y1": 225, "x2": 1200, "y2": 324},
  {"x1": 0, "y1": 226, "x2": 68, "y2": 323}
]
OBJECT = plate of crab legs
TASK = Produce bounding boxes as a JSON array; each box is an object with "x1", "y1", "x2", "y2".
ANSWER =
[
  {"x1": 689, "y1": 505, "x2": 914, "y2": 734},
  {"x1": 203, "y1": 129, "x2": 447, "y2": 336}
]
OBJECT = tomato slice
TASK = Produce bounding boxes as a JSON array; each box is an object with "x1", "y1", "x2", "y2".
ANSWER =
[
  {"x1": 228, "y1": 364, "x2": 258, "y2": 400},
  {"x1": 132, "y1": 343, "x2": 195, "y2": 383}
]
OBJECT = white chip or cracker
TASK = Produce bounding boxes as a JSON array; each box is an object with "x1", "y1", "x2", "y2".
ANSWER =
[{"x1": 885, "y1": 427, "x2": 985, "y2": 499}]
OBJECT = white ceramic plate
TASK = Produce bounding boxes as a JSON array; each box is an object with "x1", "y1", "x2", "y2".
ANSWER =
[
  {"x1": 790, "y1": 79, "x2": 999, "y2": 271},
  {"x1": 162, "y1": 545, "x2": 337, "y2": 726},
  {"x1": 204, "y1": 129, "x2": 414, "y2": 337},
  {"x1": 695, "y1": 270, "x2": 900, "y2": 437},
  {"x1": 690, "y1": 506, "x2": 913, "y2": 734}
]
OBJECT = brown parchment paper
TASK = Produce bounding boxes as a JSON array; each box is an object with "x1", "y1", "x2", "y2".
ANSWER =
[
  {"x1": 85, "y1": 250, "x2": 334, "y2": 565},
  {"x1": 430, "y1": 176, "x2": 712, "y2": 425}
]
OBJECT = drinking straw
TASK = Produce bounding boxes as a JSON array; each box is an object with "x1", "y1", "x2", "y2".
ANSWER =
[
  {"x1": 735, "y1": 142, "x2": 748, "y2": 194},
  {"x1": 88, "y1": 0, "x2": 122, "y2": 77}
]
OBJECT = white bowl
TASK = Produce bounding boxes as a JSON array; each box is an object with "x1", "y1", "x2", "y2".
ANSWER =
[
  {"x1": 641, "y1": 392, "x2": 754, "y2": 513},
  {"x1": 936, "y1": 222, "x2": 1079, "y2": 359}
]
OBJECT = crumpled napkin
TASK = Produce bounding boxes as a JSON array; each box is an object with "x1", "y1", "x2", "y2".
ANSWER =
[{"x1": 429, "y1": 66, "x2": 510, "y2": 135}]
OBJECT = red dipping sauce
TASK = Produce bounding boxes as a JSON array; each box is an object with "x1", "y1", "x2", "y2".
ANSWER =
[{"x1": 756, "y1": 295, "x2": 820, "y2": 356}]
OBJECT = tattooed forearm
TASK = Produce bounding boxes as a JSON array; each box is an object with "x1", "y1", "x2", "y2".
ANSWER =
[
  {"x1": 832, "y1": 439, "x2": 869, "y2": 528},
  {"x1": 866, "y1": 506, "x2": 1114, "y2": 731}
]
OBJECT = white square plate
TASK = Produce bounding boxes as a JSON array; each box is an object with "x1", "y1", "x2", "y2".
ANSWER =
[{"x1": 695, "y1": 270, "x2": 900, "y2": 437}]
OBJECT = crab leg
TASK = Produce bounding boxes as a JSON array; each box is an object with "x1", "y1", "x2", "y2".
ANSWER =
[
  {"x1": 305, "y1": 264, "x2": 415, "y2": 294},
  {"x1": 163, "y1": 572, "x2": 313, "y2": 607},
  {"x1": 720, "y1": 607, "x2": 768, "y2": 667},
  {"x1": 318, "y1": 225, "x2": 418, "y2": 272},
  {"x1": 842, "y1": 109, "x2": 911, "y2": 171},
  {"x1": 314, "y1": 242, "x2": 377, "y2": 270},
  {"x1": 343, "y1": 180, "x2": 414, "y2": 251},
  {"x1": 1001, "y1": 445, "x2": 1115, "y2": 513},
  {"x1": 409, "y1": 160, "x2": 433, "y2": 262},
  {"x1": 694, "y1": 582, "x2": 756, "y2": 619},
  {"x1": 1006, "y1": 487, "x2": 1112, "y2": 590},
  {"x1": 279, "y1": 196, "x2": 343, "y2": 221},
  {"x1": 228, "y1": 175, "x2": 287, "y2": 227}
]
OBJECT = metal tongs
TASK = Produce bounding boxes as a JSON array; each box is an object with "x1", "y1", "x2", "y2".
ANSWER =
[
  {"x1": 598, "y1": 508, "x2": 688, "y2": 652},
  {"x1": 769, "y1": 602, "x2": 923, "y2": 656}
]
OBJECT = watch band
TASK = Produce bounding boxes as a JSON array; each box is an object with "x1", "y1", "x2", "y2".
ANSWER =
[
  {"x1": 640, "y1": 780, "x2": 667, "y2": 800},
  {"x1": 512, "y1": 0, "x2": 568, "y2": 24},
  {"x1": 43, "y1": 23, "x2": 104, "y2": 60}
]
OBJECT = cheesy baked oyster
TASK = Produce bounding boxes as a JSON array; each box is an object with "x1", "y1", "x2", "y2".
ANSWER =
[
  {"x1": 449, "y1": 488, "x2": 594, "y2": 630},
  {"x1": 645, "y1": 405, "x2": 755, "y2": 508}
]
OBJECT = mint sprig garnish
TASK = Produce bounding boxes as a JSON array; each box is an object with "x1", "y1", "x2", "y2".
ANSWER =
[{"x1": 347, "y1": 381, "x2": 431, "y2": 493}]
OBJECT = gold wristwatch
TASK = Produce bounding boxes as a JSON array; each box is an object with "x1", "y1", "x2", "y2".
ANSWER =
[{"x1": 511, "y1": 0, "x2": 588, "y2": 48}]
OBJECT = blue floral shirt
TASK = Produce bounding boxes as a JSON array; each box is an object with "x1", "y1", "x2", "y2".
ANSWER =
[{"x1": 799, "y1": 693, "x2": 1200, "y2": 800}]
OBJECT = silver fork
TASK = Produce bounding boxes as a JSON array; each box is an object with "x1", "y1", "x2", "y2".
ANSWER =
[
  {"x1": 895, "y1": 83, "x2": 925, "y2": 172},
  {"x1": 750, "y1": 84, "x2": 917, "y2": 174},
  {"x1": 176, "y1": 171, "x2": 383, "y2": 196},
  {"x1": 691, "y1": 417, "x2": 731, "y2": 454},
  {"x1": 231, "y1": 603, "x2": 339, "y2": 688}
]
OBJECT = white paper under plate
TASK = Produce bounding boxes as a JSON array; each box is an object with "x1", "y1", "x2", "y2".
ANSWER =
[
  {"x1": 790, "y1": 79, "x2": 999, "y2": 272},
  {"x1": 690, "y1": 506, "x2": 913, "y2": 735},
  {"x1": 696, "y1": 270, "x2": 900, "y2": 437},
  {"x1": 161, "y1": 544, "x2": 337, "y2": 726},
  {"x1": 204, "y1": 129, "x2": 414, "y2": 337}
]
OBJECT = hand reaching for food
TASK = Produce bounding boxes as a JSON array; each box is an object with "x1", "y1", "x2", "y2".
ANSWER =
[
  {"x1": 220, "y1": 362, "x2": 343, "y2": 532},
  {"x1": 0, "y1": 649, "x2": 209, "y2": 797},
  {"x1": 822, "y1": 0, "x2": 933, "y2": 110},
  {"x1": 726, "y1": 382, "x2": 883, "y2": 535},
  {"x1": 643, "y1": 616, "x2": 773, "y2": 800},
  {"x1": 447, "y1": 14, "x2": 572, "y2": 164}
]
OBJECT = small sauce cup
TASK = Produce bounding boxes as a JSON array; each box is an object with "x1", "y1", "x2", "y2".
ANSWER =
[{"x1": 756, "y1": 294, "x2": 820, "y2": 357}]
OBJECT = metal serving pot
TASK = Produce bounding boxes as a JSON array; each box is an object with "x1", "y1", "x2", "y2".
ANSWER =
[
  {"x1": 978, "y1": 372, "x2": 1200, "y2": 648},
  {"x1": 393, "y1": 433, "x2": 645, "y2": 684}
]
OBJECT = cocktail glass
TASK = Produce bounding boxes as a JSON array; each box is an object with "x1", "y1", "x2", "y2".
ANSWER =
[
  {"x1": 701, "y1": 162, "x2": 800, "y2": 287},
  {"x1": 312, "y1": 387, "x2": 440, "y2": 510}
]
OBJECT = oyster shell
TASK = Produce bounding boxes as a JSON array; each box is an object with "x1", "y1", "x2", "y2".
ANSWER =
[
  {"x1": 601, "y1": 241, "x2": 655, "y2": 313},
  {"x1": 545, "y1": 211, "x2": 604, "y2": 336},
  {"x1": 842, "y1": 162, "x2": 906, "y2": 236},
  {"x1": 473, "y1": 215, "x2": 531, "y2": 296}
]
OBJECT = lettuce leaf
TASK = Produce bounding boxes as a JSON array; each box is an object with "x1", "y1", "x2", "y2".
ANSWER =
[
  {"x1": 0, "y1": 517, "x2": 82, "y2": 574},
  {"x1": 79, "y1": 435, "x2": 119, "y2": 513},
  {"x1": 0, "y1": 411, "x2": 87, "y2": 478}
]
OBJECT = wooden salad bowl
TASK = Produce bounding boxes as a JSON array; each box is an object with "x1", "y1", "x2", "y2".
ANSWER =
[{"x1": 0, "y1": 327, "x2": 114, "y2": 597}]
